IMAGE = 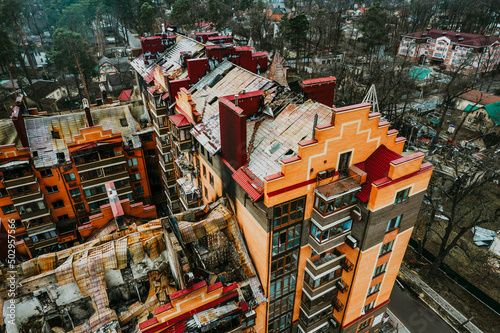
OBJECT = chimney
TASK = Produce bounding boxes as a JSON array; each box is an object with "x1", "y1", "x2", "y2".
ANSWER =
[
  {"x1": 225, "y1": 90, "x2": 264, "y2": 118},
  {"x1": 299, "y1": 76, "x2": 337, "y2": 108},
  {"x1": 456, "y1": 33, "x2": 460, "y2": 37},
  {"x1": 219, "y1": 98, "x2": 247, "y2": 170},
  {"x1": 442, "y1": 31, "x2": 447, "y2": 35},
  {"x1": 105, "y1": 182, "x2": 126, "y2": 231},
  {"x1": 99, "y1": 83, "x2": 108, "y2": 103},
  {"x1": 83, "y1": 98, "x2": 94, "y2": 127},
  {"x1": 187, "y1": 58, "x2": 210, "y2": 85},
  {"x1": 11, "y1": 105, "x2": 29, "y2": 148},
  {"x1": 426, "y1": 27, "x2": 431, "y2": 31}
]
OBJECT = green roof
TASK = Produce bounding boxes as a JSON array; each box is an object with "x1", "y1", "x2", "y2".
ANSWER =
[
  {"x1": 409, "y1": 67, "x2": 432, "y2": 81},
  {"x1": 484, "y1": 101, "x2": 500, "y2": 125},
  {"x1": 429, "y1": 118, "x2": 440, "y2": 124},
  {"x1": 464, "y1": 104, "x2": 480, "y2": 113}
]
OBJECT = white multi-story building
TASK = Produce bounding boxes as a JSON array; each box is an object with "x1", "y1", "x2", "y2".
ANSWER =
[{"x1": 398, "y1": 29, "x2": 500, "y2": 74}]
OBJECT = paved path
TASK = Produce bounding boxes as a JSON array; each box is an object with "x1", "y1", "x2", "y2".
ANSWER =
[
  {"x1": 389, "y1": 283, "x2": 455, "y2": 333},
  {"x1": 400, "y1": 266, "x2": 482, "y2": 333}
]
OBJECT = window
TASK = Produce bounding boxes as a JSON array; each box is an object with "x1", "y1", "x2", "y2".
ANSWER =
[
  {"x1": 52, "y1": 200, "x2": 64, "y2": 209},
  {"x1": 64, "y1": 172, "x2": 76, "y2": 182},
  {"x1": 271, "y1": 250, "x2": 299, "y2": 280},
  {"x1": 45, "y1": 185, "x2": 59, "y2": 194},
  {"x1": 367, "y1": 282, "x2": 381, "y2": 296},
  {"x1": 272, "y1": 224, "x2": 302, "y2": 255},
  {"x1": 134, "y1": 187, "x2": 144, "y2": 196},
  {"x1": 373, "y1": 262, "x2": 388, "y2": 277},
  {"x1": 84, "y1": 185, "x2": 106, "y2": 197},
  {"x1": 131, "y1": 173, "x2": 141, "y2": 181},
  {"x1": 338, "y1": 151, "x2": 352, "y2": 176},
  {"x1": 202, "y1": 164, "x2": 206, "y2": 178},
  {"x1": 380, "y1": 240, "x2": 394, "y2": 256},
  {"x1": 299, "y1": 308, "x2": 333, "y2": 327},
  {"x1": 57, "y1": 214, "x2": 69, "y2": 221},
  {"x1": 40, "y1": 169, "x2": 53, "y2": 177},
  {"x1": 75, "y1": 203, "x2": 86, "y2": 212},
  {"x1": 69, "y1": 188, "x2": 81, "y2": 197},
  {"x1": 311, "y1": 219, "x2": 353, "y2": 243},
  {"x1": 128, "y1": 158, "x2": 138, "y2": 167},
  {"x1": 2, "y1": 204, "x2": 16, "y2": 214},
  {"x1": 363, "y1": 301, "x2": 375, "y2": 314},
  {"x1": 269, "y1": 275, "x2": 296, "y2": 301},
  {"x1": 386, "y1": 215, "x2": 402, "y2": 232},
  {"x1": 200, "y1": 145, "x2": 205, "y2": 156},
  {"x1": 394, "y1": 188, "x2": 410, "y2": 204},
  {"x1": 314, "y1": 191, "x2": 358, "y2": 215},
  {"x1": 51, "y1": 131, "x2": 60, "y2": 139},
  {"x1": 209, "y1": 173, "x2": 214, "y2": 186},
  {"x1": 303, "y1": 267, "x2": 341, "y2": 289},
  {"x1": 142, "y1": 133, "x2": 153, "y2": 142},
  {"x1": 301, "y1": 289, "x2": 337, "y2": 309},
  {"x1": 164, "y1": 153, "x2": 173, "y2": 163},
  {"x1": 204, "y1": 186, "x2": 208, "y2": 199},
  {"x1": 120, "y1": 118, "x2": 128, "y2": 127},
  {"x1": 207, "y1": 153, "x2": 213, "y2": 164},
  {"x1": 358, "y1": 317, "x2": 372, "y2": 332},
  {"x1": 0, "y1": 188, "x2": 8, "y2": 198},
  {"x1": 273, "y1": 197, "x2": 305, "y2": 229}
]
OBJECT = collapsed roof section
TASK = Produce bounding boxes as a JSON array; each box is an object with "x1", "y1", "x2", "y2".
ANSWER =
[{"x1": 0, "y1": 200, "x2": 264, "y2": 333}]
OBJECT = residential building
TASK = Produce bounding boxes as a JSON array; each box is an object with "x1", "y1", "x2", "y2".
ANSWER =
[
  {"x1": 462, "y1": 100, "x2": 500, "y2": 134},
  {"x1": 132, "y1": 31, "x2": 432, "y2": 333},
  {"x1": 1, "y1": 199, "x2": 263, "y2": 333},
  {"x1": 457, "y1": 89, "x2": 500, "y2": 110},
  {"x1": 0, "y1": 95, "x2": 156, "y2": 259},
  {"x1": 398, "y1": 29, "x2": 500, "y2": 73}
]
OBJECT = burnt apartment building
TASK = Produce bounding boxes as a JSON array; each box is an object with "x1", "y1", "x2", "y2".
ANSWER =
[
  {"x1": 1, "y1": 199, "x2": 264, "y2": 333},
  {"x1": 132, "y1": 30, "x2": 433, "y2": 333},
  {"x1": 0, "y1": 96, "x2": 157, "y2": 259}
]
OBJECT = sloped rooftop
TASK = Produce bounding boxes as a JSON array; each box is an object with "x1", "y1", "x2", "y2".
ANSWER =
[
  {"x1": 130, "y1": 34, "x2": 205, "y2": 81},
  {"x1": 25, "y1": 105, "x2": 142, "y2": 168}
]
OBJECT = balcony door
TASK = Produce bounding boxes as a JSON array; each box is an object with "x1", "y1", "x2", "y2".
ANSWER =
[{"x1": 338, "y1": 151, "x2": 352, "y2": 177}]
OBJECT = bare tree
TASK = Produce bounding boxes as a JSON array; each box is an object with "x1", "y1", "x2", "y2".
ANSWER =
[{"x1": 420, "y1": 148, "x2": 500, "y2": 277}]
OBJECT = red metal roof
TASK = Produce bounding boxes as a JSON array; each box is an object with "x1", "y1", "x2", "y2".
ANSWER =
[
  {"x1": 301, "y1": 76, "x2": 336, "y2": 86},
  {"x1": 118, "y1": 89, "x2": 132, "y2": 101},
  {"x1": 145, "y1": 70, "x2": 156, "y2": 83},
  {"x1": 232, "y1": 168, "x2": 263, "y2": 201},
  {"x1": 168, "y1": 114, "x2": 190, "y2": 127},
  {"x1": 355, "y1": 145, "x2": 402, "y2": 202}
]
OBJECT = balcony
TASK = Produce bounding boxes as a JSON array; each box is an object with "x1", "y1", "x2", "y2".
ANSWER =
[
  {"x1": 175, "y1": 155, "x2": 195, "y2": 177},
  {"x1": 33, "y1": 236, "x2": 59, "y2": 250},
  {"x1": 161, "y1": 172, "x2": 176, "y2": 187},
  {"x1": 308, "y1": 229, "x2": 350, "y2": 254},
  {"x1": 177, "y1": 177, "x2": 200, "y2": 210},
  {"x1": 11, "y1": 190, "x2": 43, "y2": 206},
  {"x1": 156, "y1": 139, "x2": 171, "y2": 154},
  {"x1": 172, "y1": 138, "x2": 192, "y2": 153},
  {"x1": 76, "y1": 155, "x2": 126, "y2": 173},
  {"x1": 20, "y1": 206, "x2": 50, "y2": 222},
  {"x1": 336, "y1": 279, "x2": 349, "y2": 293},
  {"x1": 341, "y1": 257, "x2": 353, "y2": 272},
  {"x1": 302, "y1": 275, "x2": 341, "y2": 299},
  {"x1": 26, "y1": 222, "x2": 55, "y2": 236},
  {"x1": 4, "y1": 174, "x2": 37, "y2": 189},
  {"x1": 81, "y1": 171, "x2": 129, "y2": 189},
  {"x1": 332, "y1": 298, "x2": 344, "y2": 312},
  {"x1": 306, "y1": 248, "x2": 346, "y2": 277}
]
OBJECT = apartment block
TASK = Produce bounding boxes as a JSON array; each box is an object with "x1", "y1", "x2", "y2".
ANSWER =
[
  {"x1": 0, "y1": 96, "x2": 156, "y2": 259},
  {"x1": 129, "y1": 30, "x2": 432, "y2": 333},
  {"x1": 398, "y1": 29, "x2": 500, "y2": 73}
]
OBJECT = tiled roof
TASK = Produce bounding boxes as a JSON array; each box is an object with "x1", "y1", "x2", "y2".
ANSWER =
[
  {"x1": 265, "y1": 51, "x2": 288, "y2": 87},
  {"x1": 25, "y1": 105, "x2": 142, "y2": 168},
  {"x1": 355, "y1": 145, "x2": 402, "y2": 202},
  {"x1": 459, "y1": 90, "x2": 500, "y2": 106}
]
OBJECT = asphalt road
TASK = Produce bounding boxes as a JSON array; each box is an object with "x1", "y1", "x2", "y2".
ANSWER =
[{"x1": 389, "y1": 283, "x2": 455, "y2": 333}]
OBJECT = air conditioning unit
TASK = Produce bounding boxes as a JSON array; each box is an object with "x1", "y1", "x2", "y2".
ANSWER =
[
  {"x1": 346, "y1": 234, "x2": 358, "y2": 249},
  {"x1": 351, "y1": 209, "x2": 362, "y2": 222}
]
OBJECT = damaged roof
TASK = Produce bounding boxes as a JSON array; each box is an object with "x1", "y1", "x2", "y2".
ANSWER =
[
  {"x1": 130, "y1": 34, "x2": 205, "y2": 81},
  {"x1": 0, "y1": 119, "x2": 21, "y2": 147},
  {"x1": 25, "y1": 105, "x2": 142, "y2": 168}
]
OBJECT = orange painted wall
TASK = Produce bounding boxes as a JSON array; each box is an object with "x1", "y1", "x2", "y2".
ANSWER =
[{"x1": 198, "y1": 155, "x2": 224, "y2": 205}]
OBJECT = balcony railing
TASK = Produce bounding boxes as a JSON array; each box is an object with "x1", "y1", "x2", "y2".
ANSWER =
[
  {"x1": 20, "y1": 206, "x2": 50, "y2": 222},
  {"x1": 306, "y1": 248, "x2": 346, "y2": 277},
  {"x1": 341, "y1": 257, "x2": 354, "y2": 272},
  {"x1": 76, "y1": 155, "x2": 126, "y2": 173},
  {"x1": 4, "y1": 174, "x2": 37, "y2": 189},
  {"x1": 11, "y1": 191, "x2": 43, "y2": 206},
  {"x1": 332, "y1": 298, "x2": 344, "y2": 312},
  {"x1": 336, "y1": 279, "x2": 349, "y2": 293},
  {"x1": 80, "y1": 171, "x2": 129, "y2": 189}
]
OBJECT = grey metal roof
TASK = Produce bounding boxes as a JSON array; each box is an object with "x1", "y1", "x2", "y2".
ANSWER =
[
  {"x1": 130, "y1": 34, "x2": 205, "y2": 80},
  {"x1": 25, "y1": 105, "x2": 142, "y2": 169},
  {"x1": 0, "y1": 119, "x2": 21, "y2": 147}
]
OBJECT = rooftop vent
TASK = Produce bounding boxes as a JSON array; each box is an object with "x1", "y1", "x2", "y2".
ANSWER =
[
  {"x1": 422, "y1": 32, "x2": 427, "y2": 37},
  {"x1": 459, "y1": 37, "x2": 464, "y2": 41},
  {"x1": 442, "y1": 31, "x2": 447, "y2": 35},
  {"x1": 426, "y1": 27, "x2": 431, "y2": 31}
]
